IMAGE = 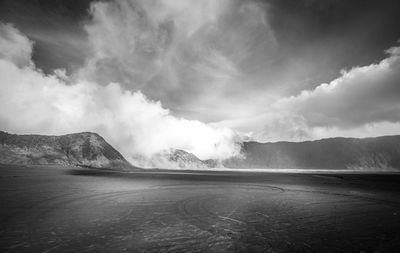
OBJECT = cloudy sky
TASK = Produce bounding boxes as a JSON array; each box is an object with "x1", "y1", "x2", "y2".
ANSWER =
[{"x1": 0, "y1": 0, "x2": 400, "y2": 165}]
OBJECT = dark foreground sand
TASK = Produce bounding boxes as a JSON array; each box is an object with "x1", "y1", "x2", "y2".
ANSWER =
[{"x1": 1, "y1": 164, "x2": 400, "y2": 252}]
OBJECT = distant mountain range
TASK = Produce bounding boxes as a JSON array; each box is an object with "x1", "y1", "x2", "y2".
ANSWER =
[
  {"x1": 147, "y1": 135, "x2": 400, "y2": 170},
  {"x1": 224, "y1": 136, "x2": 400, "y2": 170},
  {"x1": 0, "y1": 131, "x2": 132, "y2": 169},
  {"x1": 1, "y1": 130, "x2": 400, "y2": 171}
]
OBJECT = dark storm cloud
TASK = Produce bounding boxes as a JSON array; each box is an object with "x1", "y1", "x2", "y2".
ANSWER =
[
  {"x1": 0, "y1": 0, "x2": 92, "y2": 73},
  {"x1": 250, "y1": 0, "x2": 400, "y2": 94}
]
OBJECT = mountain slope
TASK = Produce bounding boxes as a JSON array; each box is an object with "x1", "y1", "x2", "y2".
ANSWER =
[
  {"x1": 168, "y1": 149, "x2": 209, "y2": 169},
  {"x1": 223, "y1": 135, "x2": 400, "y2": 170},
  {"x1": 0, "y1": 131, "x2": 133, "y2": 169}
]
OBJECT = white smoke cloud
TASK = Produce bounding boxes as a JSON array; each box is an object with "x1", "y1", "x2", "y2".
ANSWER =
[{"x1": 0, "y1": 22, "x2": 240, "y2": 167}]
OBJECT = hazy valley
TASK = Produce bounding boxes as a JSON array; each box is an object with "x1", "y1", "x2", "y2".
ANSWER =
[{"x1": 1, "y1": 130, "x2": 400, "y2": 171}]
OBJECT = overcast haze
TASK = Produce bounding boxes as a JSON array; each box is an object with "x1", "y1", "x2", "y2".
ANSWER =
[{"x1": 0, "y1": 0, "x2": 400, "y2": 166}]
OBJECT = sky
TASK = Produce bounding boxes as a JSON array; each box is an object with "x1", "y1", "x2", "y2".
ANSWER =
[{"x1": 0, "y1": 0, "x2": 400, "y2": 166}]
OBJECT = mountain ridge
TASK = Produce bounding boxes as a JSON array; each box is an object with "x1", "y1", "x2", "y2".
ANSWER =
[
  {"x1": 245, "y1": 134, "x2": 400, "y2": 145},
  {"x1": 224, "y1": 135, "x2": 400, "y2": 170},
  {"x1": 1, "y1": 130, "x2": 400, "y2": 171},
  {"x1": 0, "y1": 130, "x2": 133, "y2": 169}
]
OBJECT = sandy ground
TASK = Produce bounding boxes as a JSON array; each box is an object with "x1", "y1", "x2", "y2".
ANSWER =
[{"x1": 1, "y1": 164, "x2": 400, "y2": 252}]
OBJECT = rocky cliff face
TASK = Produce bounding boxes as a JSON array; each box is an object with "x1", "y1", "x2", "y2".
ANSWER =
[
  {"x1": 223, "y1": 136, "x2": 400, "y2": 170},
  {"x1": 0, "y1": 131, "x2": 133, "y2": 169}
]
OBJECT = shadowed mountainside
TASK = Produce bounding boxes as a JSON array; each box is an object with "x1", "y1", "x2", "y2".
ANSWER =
[
  {"x1": 223, "y1": 136, "x2": 400, "y2": 170},
  {"x1": 0, "y1": 131, "x2": 133, "y2": 169}
]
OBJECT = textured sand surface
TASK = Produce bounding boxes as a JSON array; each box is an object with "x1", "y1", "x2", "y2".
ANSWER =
[{"x1": 1, "y1": 164, "x2": 400, "y2": 252}]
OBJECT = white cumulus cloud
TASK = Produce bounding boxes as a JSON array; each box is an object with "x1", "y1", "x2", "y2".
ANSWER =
[
  {"x1": 0, "y1": 22, "x2": 240, "y2": 167},
  {"x1": 276, "y1": 46, "x2": 400, "y2": 128}
]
